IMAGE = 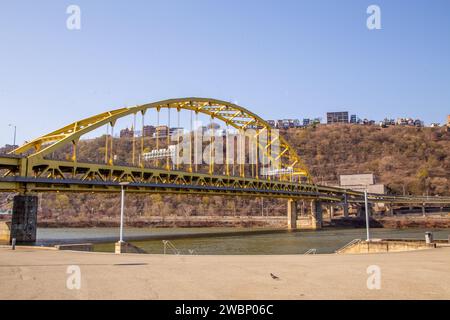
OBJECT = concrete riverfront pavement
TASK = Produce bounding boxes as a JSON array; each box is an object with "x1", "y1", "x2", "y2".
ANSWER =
[{"x1": 0, "y1": 247, "x2": 449, "y2": 299}]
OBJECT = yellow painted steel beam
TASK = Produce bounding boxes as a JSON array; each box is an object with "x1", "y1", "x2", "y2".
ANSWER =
[{"x1": 10, "y1": 97, "x2": 313, "y2": 182}]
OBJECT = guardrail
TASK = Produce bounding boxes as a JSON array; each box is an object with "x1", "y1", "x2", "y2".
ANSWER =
[
  {"x1": 162, "y1": 240, "x2": 180, "y2": 255},
  {"x1": 335, "y1": 239, "x2": 361, "y2": 254}
]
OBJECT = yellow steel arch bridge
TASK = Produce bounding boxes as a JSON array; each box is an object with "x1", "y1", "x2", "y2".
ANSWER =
[{"x1": 0, "y1": 97, "x2": 449, "y2": 206}]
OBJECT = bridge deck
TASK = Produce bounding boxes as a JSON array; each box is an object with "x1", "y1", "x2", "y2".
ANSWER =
[{"x1": 1, "y1": 156, "x2": 450, "y2": 205}]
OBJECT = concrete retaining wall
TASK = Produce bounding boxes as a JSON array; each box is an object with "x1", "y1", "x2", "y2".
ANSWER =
[
  {"x1": 115, "y1": 241, "x2": 147, "y2": 254},
  {"x1": 296, "y1": 217, "x2": 321, "y2": 230},
  {"x1": 337, "y1": 239, "x2": 436, "y2": 254},
  {"x1": 0, "y1": 221, "x2": 11, "y2": 244},
  {"x1": 54, "y1": 243, "x2": 94, "y2": 252}
]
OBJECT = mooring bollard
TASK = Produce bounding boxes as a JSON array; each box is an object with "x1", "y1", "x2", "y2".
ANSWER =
[
  {"x1": 425, "y1": 232, "x2": 433, "y2": 244},
  {"x1": 11, "y1": 238, "x2": 16, "y2": 250}
]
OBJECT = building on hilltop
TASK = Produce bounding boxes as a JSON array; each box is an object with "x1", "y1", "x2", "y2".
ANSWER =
[
  {"x1": 339, "y1": 173, "x2": 385, "y2": 194},
  {"x1": 267, "y1": 120, "x2": 276, "y2": 128},
  {"x1": 119, "y1": 127, "x2": 134, "y2": 138},
  {"x1": 154, "y1": 125, "x2": 169, "y2": 137},
  {"x1": 327, "y1": 111, "x2": 349, "y2": 124},
  {"x1": 143, "y1": 125, "x2": 156, "y2": 137}
]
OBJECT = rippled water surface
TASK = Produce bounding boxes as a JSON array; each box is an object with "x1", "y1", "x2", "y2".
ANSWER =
[{"x1": 36, "y1": 227, "x2": 450, "y2": 254}]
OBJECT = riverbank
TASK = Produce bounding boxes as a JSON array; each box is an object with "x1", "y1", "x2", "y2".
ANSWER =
[
  {"x1": 0, "y1": 246, "x2": 449, "y2": 299},
  {"x1": 4, "y1": 214, "x2": 445, "y2": 229},
  {"x1": 329, "y1": 215, "x2": 450, "y2": 229}
]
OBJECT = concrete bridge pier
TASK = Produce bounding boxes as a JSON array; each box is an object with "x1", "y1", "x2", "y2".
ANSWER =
[
  {"x1": 310, "y1": 200, "x2": 323, "y2": 229},
  {"x1": 342, "y1": 204, "x2": 349, "y2": 218},
  {"x1": 357, "y1": 203, "x2": 372, "y2": 218},
  {"x1": 287, "y1": 199, "x2": 297, "y2": 230},
  {"x1": 324, "y1": 205, "x2": 334, "y2": 221},
  {"x1": 300, "y1": 200, "x2": 306, "y2": 216},
  {"x1": 342, "y1": 194, "x2": 349, "y2": 218},
  {"x1": 10, "y1": 194, "x2": 38, "y2": 243},
  {"x1": 357, "y1": 205, "x2": 364, "y2": 218},
  {"x1": 387, "y1": 205, "x2": 394, "y2": 216}
]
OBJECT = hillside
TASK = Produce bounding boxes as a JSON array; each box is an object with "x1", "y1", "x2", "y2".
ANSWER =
[
  {"x1": 285, "y1": 124, "x2": 449, "y2": 195},
  {"x1": 0, "y1": 124, "x2": 449, "y2": 226}
]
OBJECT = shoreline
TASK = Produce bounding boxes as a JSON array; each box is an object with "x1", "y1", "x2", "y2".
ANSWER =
[{"x1": 35, "y1": 215, "x2": 450, "y2": 229}]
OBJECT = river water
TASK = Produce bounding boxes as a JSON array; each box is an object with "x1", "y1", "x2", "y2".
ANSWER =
[{"x1": 36, "y1": 227, "x2": 450, "y2": 254}]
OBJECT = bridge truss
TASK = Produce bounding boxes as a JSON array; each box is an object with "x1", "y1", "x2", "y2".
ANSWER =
[{"x1": 0, "y1": 97, "x2": 449, "y2": 206}]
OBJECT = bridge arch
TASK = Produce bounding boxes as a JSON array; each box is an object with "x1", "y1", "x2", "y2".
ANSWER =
[{"x1": 11, "y1": 98, "x2": 312, "y2": 182}]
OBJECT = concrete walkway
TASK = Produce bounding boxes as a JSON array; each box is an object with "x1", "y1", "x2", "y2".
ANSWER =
[{"x1": 0, "y1": 247, "x2": 449, "y2": 299}]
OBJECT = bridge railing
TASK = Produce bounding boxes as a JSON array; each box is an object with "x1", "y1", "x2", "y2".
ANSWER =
[{"x1": 335, "y1": 239, "x2": 362, "y2": 254}]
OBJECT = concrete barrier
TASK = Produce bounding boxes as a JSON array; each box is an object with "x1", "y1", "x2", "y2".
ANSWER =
[
  {"x1": 115, "y1": 241, "x2": 147, "y2": 254},
  {"x1": 336, "y1": 239, "x2": 436, "y2": 254},
  {"x1": 54, "y1": 243, "x2": 94, "y2": 252}
]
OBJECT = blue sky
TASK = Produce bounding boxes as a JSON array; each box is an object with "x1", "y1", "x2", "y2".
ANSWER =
[{"x1": 0, "y1": 0, "x2": 449, "y2": 146}]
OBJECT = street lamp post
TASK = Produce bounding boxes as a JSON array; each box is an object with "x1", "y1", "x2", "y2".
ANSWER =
[
  {"x1": 8, "y1": 124, "x2": 16, "y2": 146},
  {"x1": 364, "y1": 190, "x2": 370, "y2": 241},
  {"x1": 119, "y1": 182, "x2": 130, "y2": 243}
]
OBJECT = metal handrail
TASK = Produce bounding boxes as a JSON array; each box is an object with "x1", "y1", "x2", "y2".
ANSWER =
[
  {"x1": 304, "y1": 248, "x2": 317, "y2": 254},
  {"x1": 162, "y1": 240, "x2": 180, "y2": 255},
  {"x1": 335, "y1": 239, "x2": 361, "y2": 253}
]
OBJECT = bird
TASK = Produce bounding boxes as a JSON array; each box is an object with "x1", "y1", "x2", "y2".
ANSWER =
[{"x1": 270, "y1": 273, "x2": 280, "y2": 280}]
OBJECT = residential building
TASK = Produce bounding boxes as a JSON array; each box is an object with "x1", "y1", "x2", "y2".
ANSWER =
[
  {"x1": 154, "y1": 125, "x2": 169, "y2": 137},
  {"x1": 142, "y1": 125, "x2": 156, "y2": 137},
  {"x1": 414, "y1": 119, "x2": 423, "y2": 127},
  {"x1": 267, "y1": 120, "x2": 276, "y2": 128},
  {"x1": 119, "y1": 127, "x2": 134, "y2": 138},
  {"x1": 327, "y1": 111, "x2": 349, "y2": 124},
  {"x1": 339, "y1": 173, "x2": 385, "y2": 194},
  {"x1": 170, "y1": 127, "x2": 184, "y2": 136}
]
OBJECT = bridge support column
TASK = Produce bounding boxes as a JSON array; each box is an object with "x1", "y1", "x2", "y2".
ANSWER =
[
  {"x1": 342, "y1": 193, "x2": 349, "y2": 218},
  {"x1": 287, "y1": 199, "x2": 297, "y2": 230},
  {"x1": 310, "y1": 200, "x2": 323, "y2": 229},
  {"x1": 422, "y1": 204, "x2": 426, "y2": 216},
  {"x1": 301, "y1": 200, "x2": 306, "y2": 216},
  {"x1": 357, "y1": 205, "x2": 364, "y2": 218},
  {"x1": 11, "y1": 195, "x2": 38, "y2": 243},
  {"x1": 342, "y1": 204, "x2": 349, "y2": 218},
  {"x1": 387, "y1": 205, "x2": 394, "y2": 216}
]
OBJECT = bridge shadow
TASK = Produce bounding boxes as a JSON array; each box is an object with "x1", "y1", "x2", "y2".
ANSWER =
[{"x1": 328, "y1": 217, "x2": 384, "y2": 228}]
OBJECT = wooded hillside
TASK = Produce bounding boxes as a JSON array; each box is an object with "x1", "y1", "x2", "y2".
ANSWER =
[{"x1": 1, "y1": 124, "x2": 448, "y2": 226}]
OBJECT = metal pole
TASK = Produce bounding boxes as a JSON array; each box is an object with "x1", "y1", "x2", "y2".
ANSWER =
[
  {"x1": 120, "y1": 185, "x2": 125, "y2": 243},
  {"x1": 8, "y1": 124, "x2": 16, "y2": 146},
  {"x1": 364, "y1": 190, "x2": 370, "y2": 241}
]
